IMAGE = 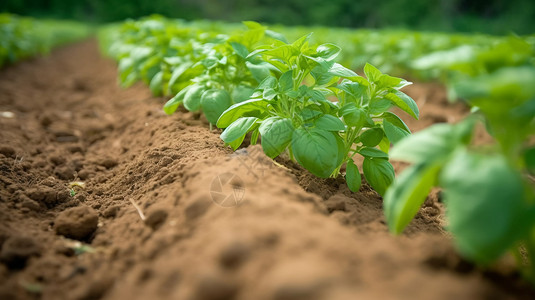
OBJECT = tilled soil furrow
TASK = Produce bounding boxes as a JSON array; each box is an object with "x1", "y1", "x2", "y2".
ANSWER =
[{"x1": 0, "y1": 41, "x2": 532, "y2": 300}]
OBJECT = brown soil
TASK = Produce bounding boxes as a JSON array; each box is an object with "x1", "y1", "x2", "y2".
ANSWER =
[{"x1": 0, "y1": 40, "x2": 533, "y2": 300}]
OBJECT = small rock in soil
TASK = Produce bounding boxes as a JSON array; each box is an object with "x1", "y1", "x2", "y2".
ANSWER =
[
  {"x1": 77, "y1": 169, "x2": 93, "y2": 180},
  {"x1": 324, "y1": 194, "x2": 347, "y2": 212},
  {"x1": 0, "y1": 146, "x2": 15, "y2": 158},
  {"x1": 144, "y1": 208, "x2": 168, "y2": 230},
  {"x1": 26, "y1": 186, "x2": 57, "y2": 207},
  {"x1": 102, "y1": 205, "x2": 120, "y2": 218},
  {"x1": 219, "y1": 241, "x2": 250, "y2": 270},
  {"x1": 54, "y1": 165, "x2": 75, "y2": 180},
  {"x1": 185, "y1": 195, "x2": 212, "y2": 221},
  {"x1": 49, "y1": 155, "x2": 66, "y2": 166},
  {"x1": 0, "y1": 236, "x2": 41, "y2": 269},
  {"x1": 98, "y1": 158, "x2": 118, "y2": 169},
  {"x1": 18, "y1": 195, "x2": 42, "y2": 211},
  {"x1": 54, "y1": 206, "x2": 99, "y2": 241},
  {"x1": 194, "y1": 272, "x2": 239, "y2": 300}
]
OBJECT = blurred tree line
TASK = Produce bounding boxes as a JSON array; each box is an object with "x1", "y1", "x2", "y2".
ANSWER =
[{"x1": 1, "y1": 0, "x2": 534, "y2": 34}]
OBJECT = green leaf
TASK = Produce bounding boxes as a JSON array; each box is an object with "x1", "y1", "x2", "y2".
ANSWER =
[
  {"x1": 265, "y1": 29, "x2": 288, "y2": 43},
  {"x1": 346, "y1": 160, "x2": 362, "y2": 192},
  {"x1": 228, "y1": 134, "x2": 247, "y2": 151},
  {"x1": 217, "y1": 99, "x2": 269, "y2": 128},
  {"x1": 385, "y1": 90, "x2": 419, "y2": 120},
  {"x1": 149, "y1": 71, "x2": 163, "y2": 96},
  {"x1": 246, "y1": 61, "x2": 272, "y2": 83},
  {"x1": 363, "y1": 157, "x2": 394, "y2": 196},
  {"x1": 230, "y1": 42, "x2": 249, "y2": 59},
  {"x1": 440, "y1": 149, "x2": 529, "y2": 264},
  {"x1": 259, "y1": 117, "x2": 293, "y2": 158},
  {"x1": 221, "y1": 117, "x2": 258, "y2": 143},
  {"x1": 359, "y1": 147, "x2": 388, "y2": 159},
  {"x1": 369, "y1": 98, "x2": 393, "y2": 115},
  {"x1": 314, "y1": 114, "x2": 345, "y2": 131},
  {"x1": 279, "y1": 71, "x2": 293, "y2": 92},
  {"x1": 232, "y1": 85, "x2": 254, "y2": 103},
  {"x1": 329, "y1": 63, "x2": 358, "y2": 78},
  {"x1": 163, "y1": 88, "x2": 187, "y2": 115},
  {"x1": 383, "y1": 119, "x2": 410, "y2": 144},
  {"x1": 200, "y1": 89, "x2": 232, "y2": 124},
  {"x1": 525, "y1": 146, "x2": 535, "y2": 174},
  {"x1": 168, "y1": 62, "x2": 192, "y2": 89},
  {"x1": 376, "y1": 74, "x2": 404, "y2": 89},
  {"x1": 360, "y1": 128, "x2": 384, "y2": 147},
  {"x1": 183, "y1": 85, "x2": 205, "y2": 112},
  {"x1": 384, "y1": 162, "x2": 441, "y2": 234},
  {"x1": 315, "y1": 43, "x2": 341, "y2": 61},
  {"x1": 364, "y1": 63, "x2": 383, "y2": 83},
  {"x1": 292, "y1": 128, "x2": 339, "y2": 178},
  {"x1": 390, "y1": 123, "x2": 458, "y2": 164}
]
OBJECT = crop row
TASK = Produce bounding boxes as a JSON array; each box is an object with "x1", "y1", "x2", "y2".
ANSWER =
[
  {"x1": 99, "y1": 16, "x2": 535, "y2": 284},
  {"x1": 0, "y1": 13, "x2": 90, "y2": 68}
]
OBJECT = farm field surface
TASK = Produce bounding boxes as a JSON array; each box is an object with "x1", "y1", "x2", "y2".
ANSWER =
[{"x1": 0, "y1": 38, "x2": 533, "y2": 300}]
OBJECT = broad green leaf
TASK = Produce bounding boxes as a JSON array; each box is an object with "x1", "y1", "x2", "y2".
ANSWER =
[
  {"x1": 279, "y1": 71, "x2": 293, "y2": 92},
  {"x1": 292, "y1": 128, "x2": 339, "y2": 178},
  {"x1": 183, "y1": 85, "x2": 205, "y2": 112},
  {"x1": 163, "y1": 93, "x2": 183, "y2": 115},
  {"x1": 221, "y1": 117, "x2": 258, "y2": 143},
  {"x1": 390, "y1": 123, "x2": 457, "y2": 164},
  {"x1": 346, "y1": 159, "x2": 361, "y2": 192},
  {"x1": 314, "y1": 114, "x2": 345, "y2": 131},
  {"x1": 263, "y1": 45, "x2": 296, "y2": 62},
  {"x1": 259, "y1": 117, "x2": 293, "y2": 158},
  {"x1": 246, "y1": 61, "x2": 272, "y2": 83},
  {"x1": 230, "y1": 42, "x2": 249, "y2": 59},
  {"x1": 200, "y1": 89, "x2": 232, "y2": 124},
  {"x1": 364, "y1": 63, "x2": 383, "y2": 83},
  {"x1": 228, "y1": 133, "x2": 247, "y2": 151},
  {"x1": 378, "y1": 136, "x2": 391, "y2": 154},
  {"x1": 232, "y1": 85, "x2": 254, "y2": 103},
  {"x1": 359, "y1": 147, "x2": 388, "y2": 159},
  {"x1": 377, "y1": 74, "x2": 404, "y2": 89},
  {"x1": 385, "y1": 90, "x2": 419, "y2": 120},
  {"x1": 440, "y1": 149, "x2": 529, "y2": 264},
  {"x1": 217, "y1": 98, "x2": 269, "y2": 128},
  {"x1": 265, "y1": 30, "x2": 288, "y2": 43},
  {"x1": 149, "y1": 71, "x2": 163, "y2": 96},
  {"x1": 263, "y1": 88, "x2": 277, "y2": 100},
  {"x1": 360, "y1": 128, "x2": 384, "y2": 147},
  {"x1": 383, "y1": 119, "x2": 410, "y2": 144},
  {"x1": 384, "y1": 162, "x2": 441, "y2": 234},
  {"x1": 363, "y1": 157, "x2": 394, "y2": 196},
  {"x1": 258, "y1": 76, "x2": 278, "y2": 90},
  {"x1": 168, "y1": 62, "x2": 192, "y2": 89},
  {"x1": 370, "y1": 98, "x2": 393, "y2": 115},
  {"x1": 329, "y1": 63, "x2": 358, "y2": 78},
  {"x1": 315, "y1": 43, "x2": 341, "y2": 61},
  {"x1": 382, "y1": 112, "x2": 410, "y2": 132}
]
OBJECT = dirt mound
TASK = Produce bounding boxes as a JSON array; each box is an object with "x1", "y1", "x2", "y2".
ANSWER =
[{"x1": 0, "y1": 40, "x2": 532, "y2": 300}]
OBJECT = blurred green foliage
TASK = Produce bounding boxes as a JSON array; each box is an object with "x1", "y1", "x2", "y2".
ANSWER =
[
  {"x1": 0, "y1": 13, "x2": 90, "y2": 67},
  {"x1": 1, "y1": 0, "x2": 534, "y2": 35}
]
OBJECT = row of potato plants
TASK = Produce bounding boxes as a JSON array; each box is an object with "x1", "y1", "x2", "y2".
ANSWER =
[
  {"x1": 101, "y1": 16, "x2": 534, "y2": 284},
  {"x1": 101, "y1": 15, "x2": 419, "y2": 196},
  {"x1": 0, "y1": 13, "x2": 91, "y2": 68}
]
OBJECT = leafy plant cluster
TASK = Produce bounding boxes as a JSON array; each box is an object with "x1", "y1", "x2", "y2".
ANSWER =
[
  {"x1": 276, "y1": 26, "x2": 535, "y2": 86},
  {"x1": 101, "y1": 15, "x2": 419, "y2": 195},
  {"x1": 0, "y1": 13, "x2": 90, "y2": 68},
  {"x1": 384, "y1": 66, "x2": 535, "y2": 282}
]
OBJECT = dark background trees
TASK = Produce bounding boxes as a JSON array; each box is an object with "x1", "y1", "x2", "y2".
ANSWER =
[{"x1": 1, "y1": 0, "x2": 534, "y2": 34}]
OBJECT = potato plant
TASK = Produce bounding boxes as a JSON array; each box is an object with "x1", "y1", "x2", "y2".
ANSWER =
[{"x1": 384, "y1": 66, "x2": 535, "y2": 283}]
